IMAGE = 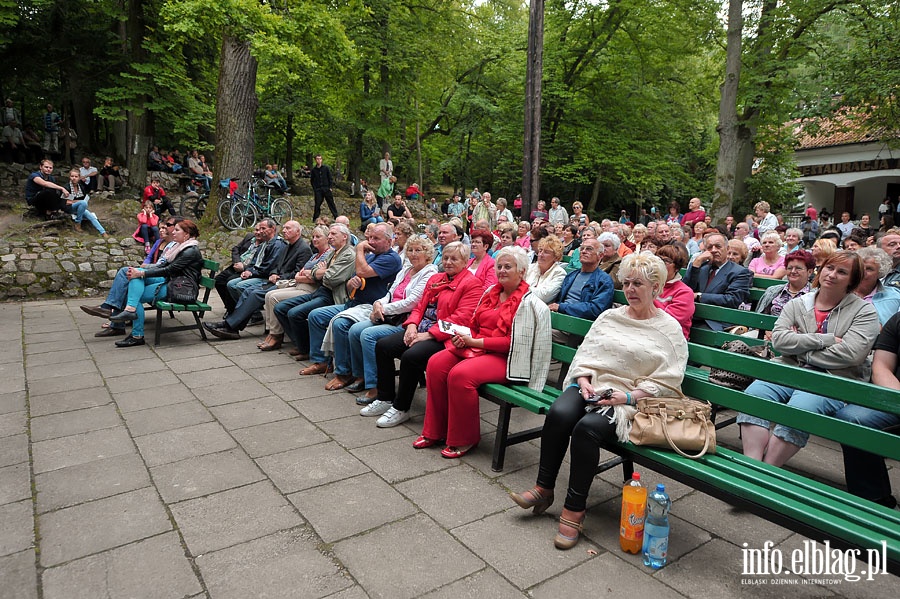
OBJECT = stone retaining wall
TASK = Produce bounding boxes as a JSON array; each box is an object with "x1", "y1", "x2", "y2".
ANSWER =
[{"x1": 0, "y1": 232, "x2": 249, "y2": 301}]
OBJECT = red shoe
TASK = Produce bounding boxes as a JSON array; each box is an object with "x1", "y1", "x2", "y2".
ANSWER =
[
  {"x1": 412, "y1": 436, "x2": 441, "y2": 449},
  {"x1": 440, "y1": 443, "x2": 478, "y2": 459}
]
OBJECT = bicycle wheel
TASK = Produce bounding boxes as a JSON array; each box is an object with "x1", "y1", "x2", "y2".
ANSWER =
[
  {"x1": 178, "y1": 194, "x2": 194, "y2": 216},
  {"x1": 217, "y1": 198, "x2": 237, "y2": 230},
  {"x1": 269, "y1": 198, "x2": 293, "y2": 224},
  {"x1": 231, "y1": 201, "x2": 260, "y2": 230},
  {"x1": 193, "y1": 195, "x2": 207, "y2": 219}
]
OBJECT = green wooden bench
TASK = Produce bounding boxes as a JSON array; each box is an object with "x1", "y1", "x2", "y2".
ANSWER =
[
  {"x1": 480, "y1": 309, "x2": 900, "y2": 573},
  {"x1": 149, "y1": 258, "x2": 219, "y2": 345}
]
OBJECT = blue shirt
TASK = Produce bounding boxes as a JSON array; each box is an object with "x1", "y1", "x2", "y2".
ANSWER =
[{"x1": 354, "y1": 250, "x2": 403, "y2": 305}]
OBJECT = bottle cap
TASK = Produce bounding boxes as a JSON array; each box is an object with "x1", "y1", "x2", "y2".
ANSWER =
[
  {"x1": 632, "y1": 472, "x2": 641, "y2": 481},
  {"x1": 656, "y1": 484, "x2": 665, "y2": 491}
]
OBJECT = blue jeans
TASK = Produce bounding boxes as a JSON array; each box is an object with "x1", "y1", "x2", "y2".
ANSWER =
[
  {"x1": 102, "y1": 268, "x2": 132, "y2": 330},
  {"x1": 348, "y1": 321, "x2": 402, "y2": 388},
  {"x1": 273, "y1": 287, "x2": 332, "y2": 353},
  {"x1": 308, "y1": 304, "x2": 347, "y2": 364},
  {"x1": 124, "y1": 275, "x2": 167, "y2": 338},
  {"x1": 361, "y1": 216, "x2": 384, "y2": 228},
  {"x1": 737, "y1": 380, "x2": 899, "y2": 448},
  {"x1": 225, "y1": 283, "x2": 274, "y2": 330},
  {"x1": 226, "y1": 276, "x2": 266, "y2": 306},
  {"x1": 139, "y1": 224, "x2": 159, "y2": 245},
  {"x1": 68, "y1": 200, "x2": 106, "y2": 234}
]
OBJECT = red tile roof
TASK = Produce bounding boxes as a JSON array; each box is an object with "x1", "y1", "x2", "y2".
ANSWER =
[{"x1": 793, "y1": 110, "x2": 893, "y2": 150}]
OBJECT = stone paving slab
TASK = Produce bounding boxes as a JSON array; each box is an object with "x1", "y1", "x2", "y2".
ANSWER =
[
  {"x1": 0, "y1": 550, "x2": 38, "y2": 599},
  {"x1": 350, "y1": 436, "x2": 457, "y2": 484},
  {"x1": 195, "y1": 529, "x2": 352, "y2": 599},
  {"x1": 0, "y1": 463, "x2": 30, "y2": 506},
  {"x1": 30, "y1": 404, "x2": 121, "y2": 442},
  {"x1": 38, "y1": 487, "x2": 170, "y2": 567},
  {"x1": 122, "y1": 399, "x2": 214, "y2": 437},
  {"x1": 170, "y1": 481, "x2": 303, "y2": 555},
  {"x1": 27, "y1": 371, "x2": 103, "y2": 396},
  {"x1": 288, "y1": 472, "x2": 418, "y2": 543},
  {"x1": 317, "y1": 412, "x2": 413, "y2": 450},
  {"x1": 150, "y1": 448, "x2": 265, "y2": 503},
  {"x1": 41, "y1": 532, "x2": 202, "y2": 599},
  {"x1": 35, "y1": 453, "x2": 151, "y2": 514},
  {"x1": 256, "y1": 441, "x2": 370, "y2": 494},
  {"x1": 134, "y1": 421, "x2": 237, "y2": 467},
  {"x1": 28, "y1": 387, "x2": 112, "y2": 417},
  {"x1": 31, "y1": 426, "x2": 135, "y2": 474},
  {"x1": 0, "y1": 410, "x2": 25, "y2": 439},
  {"x1": 420, "y1": 568, "x2": 526, "y2": 599},
  {"x1": 208, "y1": 395, "x2": 297, "y2": 430},
  {"x1": 0, "y1": 391, "x2": 25, "y2": 416},
  {"x1": 94, "y1": 355, "x2": 169, "y2": 378},
  {"x1": 166, "y1": 353, "x2": 235, "y2": 375},
  {"x1": 231, "y1": 417, "x2": 329, "y2": 458},
  {"x1": 0, "y1": 434, "x2": 29, "y2": 468},
  {"x1": 112, "y1": 381, "x2": 196, "y2": 413},
  {"x1": 193, "y1": 378, "x2": 273, "y2": 407},
  {"x1": 334, "y1": 514, "x2": 485, "y2": 599},
  {"x1": 0, "y1": 500, "x2": 33, "y2": 557},
  {"x1": 23, "y1": 348, "x2": 91, "y2": 367}
]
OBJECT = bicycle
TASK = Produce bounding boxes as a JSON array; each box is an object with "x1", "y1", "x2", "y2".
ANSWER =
[
  {"x1": 178, "y1": 174, "x2": 211, "y2": 219},
  {"x1": 227, "y1": 177, "x2": 293, "y2": 229}
]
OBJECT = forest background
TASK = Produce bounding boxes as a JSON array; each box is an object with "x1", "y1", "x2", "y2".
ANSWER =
[{"x1": 0, "y1": 0, "x2": 897, "y2": 222}]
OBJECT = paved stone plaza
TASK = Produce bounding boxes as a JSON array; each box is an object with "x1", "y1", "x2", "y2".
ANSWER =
[{"x1": 0, "y1": 298, "x2": 897, "y2": 598}]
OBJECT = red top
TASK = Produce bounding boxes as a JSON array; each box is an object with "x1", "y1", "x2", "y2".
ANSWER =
[{"x1": 681, "y1": 209, "x2": 707, "y2": 227}]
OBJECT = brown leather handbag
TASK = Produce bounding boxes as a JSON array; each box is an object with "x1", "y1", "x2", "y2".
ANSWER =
[
  {"x1": 708, "y1": 340, "x2": 773, "y2": 391},
  {"x1": 628, "y1": 377, "x2": 716, "y2": 459}
]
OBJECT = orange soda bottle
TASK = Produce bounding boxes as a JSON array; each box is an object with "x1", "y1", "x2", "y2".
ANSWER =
[{"x1": 619, "y1": 472, "x2": 647, "y2": 553}]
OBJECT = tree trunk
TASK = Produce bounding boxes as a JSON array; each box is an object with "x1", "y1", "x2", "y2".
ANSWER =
[
  {"x1": 124, "y1": 0, "x2": 149, "y2": 188},
  {"x1": 521, "y1": 0, "x2": 544, "y2": 218},
  {"x1": 211, "y1": 34, "x2": 258, "y2": 219},
  {"x1": 285, "y1": 113, "x2": 294, "y2": 186},
  {"x1": 711, "y1": 0, "x2": 743, "y2": 225},
  {"x1": 587, "y1": 170, "x2": 602, "y2": 215}
]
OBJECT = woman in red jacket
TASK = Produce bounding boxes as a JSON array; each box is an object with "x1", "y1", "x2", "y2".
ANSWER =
[{"x1": 366, "y1": 242, "x2": 484, "y2": 428}]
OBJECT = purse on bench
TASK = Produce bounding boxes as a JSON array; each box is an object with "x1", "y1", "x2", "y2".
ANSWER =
[{"x1": 628, "y1": 377, "x2": 716, "y2": 459}]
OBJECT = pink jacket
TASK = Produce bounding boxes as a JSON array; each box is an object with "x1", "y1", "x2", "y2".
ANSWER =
[{"x1": 654, "y1": 277, "x2": 695, "y2": 340}]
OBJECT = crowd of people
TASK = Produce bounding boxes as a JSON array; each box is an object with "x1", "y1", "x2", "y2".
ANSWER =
[{"x1": 66, "y1": 182, "x2": 900, "y2": 548}]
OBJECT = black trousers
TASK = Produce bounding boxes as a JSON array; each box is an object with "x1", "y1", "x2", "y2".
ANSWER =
[
  {"x1": 536, "y1": 386, "x2": 619, "y2": 512},
  {"x1": 214, "y1": 267, "x2": 242, "y2": 314},
  {"x1": 313, "y1": 188, "x2": 338, "y2": 220},
  {"x1": 842, "y1": 444, "x2": 896, "y2": 508},
  {"x1": 374, "y1": 332, "x2": 443, "y2": 411},
  {"x1": 30, "y1": 188, "x2": 66, "y2": 214}
]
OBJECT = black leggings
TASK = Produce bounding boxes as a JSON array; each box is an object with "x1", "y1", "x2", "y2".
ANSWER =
[
  {"x1": 536, "y1": 386, "x2": 620, "y2": 511},
  {"x1": 374, "y1": 332, "x2": 443, "y2": 411}
]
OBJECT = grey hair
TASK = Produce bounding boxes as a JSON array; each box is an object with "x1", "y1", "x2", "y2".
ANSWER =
[
  {"x1": 260, "y1": 218, "x2": 277, "y2": 229},
  {"x1": 493, "y1": 245, "x2": 529, "y2": 275},
  {"x1": 330, "y1": 223, "x2": 351, "y2": 239},
  {"x1": 785, "y1": 227, "x2": 802, "y2": 240},
  {"x1": 857, "y1": 246, "x2": 894, "y2": 278},
  {"x1": 760, "y1": 230, "x2": 781, "y2": 244},
  {"x1": 442, "y1": 241, "x2": 470, "y2": 261},
  {"x1": 617, "y1": 252, "x2": 667, "y2": 299},
  {"x1": 597, "y1": 231, "x2": 621, "y2": 250},
  {"x1": 312, "y1": 224, "x2": 330, "y2": 239}
]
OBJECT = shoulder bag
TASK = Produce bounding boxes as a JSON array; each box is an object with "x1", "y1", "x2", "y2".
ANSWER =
[
  {"x1": 166, "y1": 276, "x2": 199, "y2": 304},
  {"x1": 628, "y1": 377, "x2": 716, "y2": 459},
  {"x1": 708, "y1": 340, "x2": 773, "y2": 391}
]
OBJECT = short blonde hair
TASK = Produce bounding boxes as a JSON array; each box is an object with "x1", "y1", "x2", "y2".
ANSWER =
[
  {"x1": 754, "y1": 201, "x2": 770, "y2": 213},
  {"x1": 727, "y1": 239, "x2": 748, "y2": 263},
  {"x1": 442, "y1": 241, "x2": 470, "y2": 261},
  {"x1": 537, "y1": 235, "x2": 564, "y2": 261},
  {"x1": 617, "y1": 252, "x2": 667, "y2": 299},
  {"x1": 405, "y1": 235, "x2": 435, "y2": 262},
  {"x1": 572, "y1": 201, "x2": 583, "y2": 209},
  {"x1": 760, "y1": 230, "x2": 781, "y2": 244},
  {"x1": 813, "y1": 238, "x2": 837, "y2": 257}
]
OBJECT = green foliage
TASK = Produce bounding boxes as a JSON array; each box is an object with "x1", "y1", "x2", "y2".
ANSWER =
[{"x1": 744, "y1": 126, "x2": 803, "y2": 215}]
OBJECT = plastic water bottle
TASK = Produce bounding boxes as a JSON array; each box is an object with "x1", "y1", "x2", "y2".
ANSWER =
[
  {"x1": 642, "y1": 484, "x2": 672, "y2": 568},
  {"x1": 619, "y1": 472, "x2": 646, "y2": 554}
]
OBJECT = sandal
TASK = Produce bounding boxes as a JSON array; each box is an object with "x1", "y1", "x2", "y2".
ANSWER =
[
  {"x1": 510, "y1": 487, "x2": 555, "y2": 515},
  {"x1": 554, "y1": 512, "x2": 585, "y2": 550},
  {"x1": 325, "y1": 375, "x2": 354, "y2": 391}
]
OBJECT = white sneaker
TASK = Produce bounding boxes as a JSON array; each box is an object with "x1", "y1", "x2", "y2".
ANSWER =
[
  {"x1": 376, "y1": 407, "x2": 410, "y2": 428},
  {"x1": 360, "y1": 400, "x2": 391, "y2": 417}
]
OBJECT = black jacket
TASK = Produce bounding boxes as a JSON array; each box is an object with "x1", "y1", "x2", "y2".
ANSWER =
[
  {"x1": 275, "y1": 238, "x2": 312, "y2": 279},
  {"x1": 310, "y1": 164, "x2": 333, "y2": 191},
  {"x1": 142, "y1": 245, "x2": 204, "y2": 287}
]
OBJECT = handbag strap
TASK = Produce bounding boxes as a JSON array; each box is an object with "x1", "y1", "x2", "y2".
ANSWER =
[
  {"x1": 633, "y1": 376, "x2": 689, "y2": 401},
  {"x1": 657, "y1": 400, "x2": 712, "y2": 459}
]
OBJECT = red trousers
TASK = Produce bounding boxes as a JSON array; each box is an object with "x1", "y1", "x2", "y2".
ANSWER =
[{"x1": 422, "y1": 349, "x2": 509, "y2": 447}]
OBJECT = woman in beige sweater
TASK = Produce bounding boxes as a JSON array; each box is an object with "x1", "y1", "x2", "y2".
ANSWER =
[{"x1": 511, "y1": 252, "x2": 688, "y2": 550}]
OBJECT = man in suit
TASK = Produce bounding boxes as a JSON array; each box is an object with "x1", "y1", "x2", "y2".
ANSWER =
[
  {"x1": 684, "y1": 233, "x2": 752, "y2": 330},
  {"x1": 204, "y1": 221, "x2": 311, "y2": 339}
]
